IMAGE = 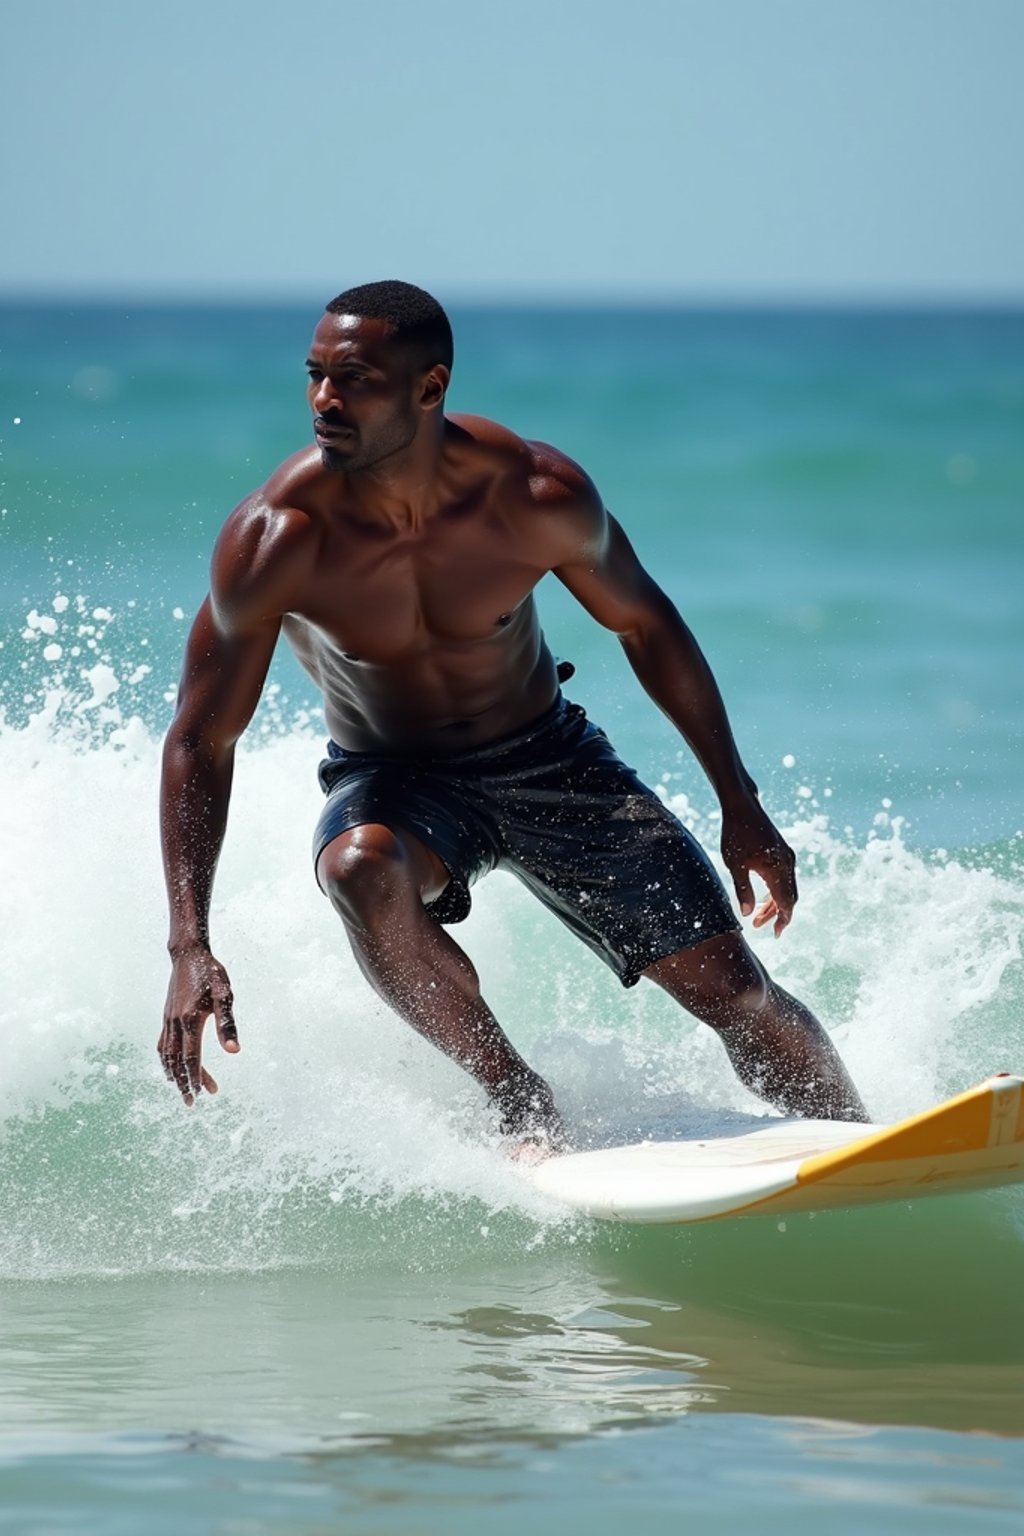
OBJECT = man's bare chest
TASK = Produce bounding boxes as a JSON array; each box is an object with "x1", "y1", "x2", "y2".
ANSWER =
[{"x1": 289, "y1": 522, "x2": 548, "y2": 660}]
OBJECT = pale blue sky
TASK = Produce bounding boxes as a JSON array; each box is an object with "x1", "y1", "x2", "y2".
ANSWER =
[{"x1": 2, "y1": 0, "x2": 1022, "y2": 301}]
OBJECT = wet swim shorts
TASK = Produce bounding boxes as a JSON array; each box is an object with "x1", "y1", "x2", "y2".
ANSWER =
[{"x1": 312, "y1": 695, "x2": 739, "y2": 987}]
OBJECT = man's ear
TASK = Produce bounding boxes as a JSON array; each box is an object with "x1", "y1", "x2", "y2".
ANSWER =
[{"x1": 420, "y1": 365, "x2": 450, "y2": 411}]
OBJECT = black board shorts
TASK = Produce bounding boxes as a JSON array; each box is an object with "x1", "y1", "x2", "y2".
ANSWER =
[{"x1": 312, "y1": 695, "x2": 739, "y2": 988}]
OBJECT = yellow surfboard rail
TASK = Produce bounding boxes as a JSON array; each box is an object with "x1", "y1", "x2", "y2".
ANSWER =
[{"x1": 734, "y1": 1073, "x2": 1024, "y2": 1221}]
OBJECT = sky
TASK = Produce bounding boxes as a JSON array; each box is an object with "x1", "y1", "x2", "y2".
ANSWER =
[{"x1": 1, "y1": 0, "x2": 1022, "y2": 303}]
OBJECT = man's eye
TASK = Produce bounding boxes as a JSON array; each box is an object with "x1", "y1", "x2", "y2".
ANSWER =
[{"x1": 307, "y1": 370, "x2": 323, "y2": 383}]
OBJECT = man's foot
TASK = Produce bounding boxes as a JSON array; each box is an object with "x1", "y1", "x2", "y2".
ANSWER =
[
  {"x1": 506, "y1": 1133, "x2": 561, "y2": 1165},
  {"x1": 494, "y1": 1070, "x2": 566, "y2": 1158}
]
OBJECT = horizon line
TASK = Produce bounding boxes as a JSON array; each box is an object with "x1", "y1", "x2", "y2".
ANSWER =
[{"x1": 2, "y1": 287, "x2": 1024, "y2": 313}]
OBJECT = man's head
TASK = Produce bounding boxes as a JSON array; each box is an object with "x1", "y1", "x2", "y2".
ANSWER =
[
  {"x1": 325, "y1": 281, "x2": 454, "y2": 373},
  {"x1": 307, "y1": 281, "x2": 453, "y2": 473}
]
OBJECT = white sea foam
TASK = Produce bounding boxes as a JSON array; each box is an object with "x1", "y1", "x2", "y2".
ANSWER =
[{"x1": 1, "y1": 625, "x2": 1022, "y2": 1275}]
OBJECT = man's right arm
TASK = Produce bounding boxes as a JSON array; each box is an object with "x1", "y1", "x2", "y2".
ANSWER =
[
  {"x1": 159, "y1": 494, "x2": 301, "y2": 1103},
  {"x1": 161, "y1": 596, "x2": 281, "y2": 955},
  {"x1": 159, "y1": 594, "x2": 281, "y2": 1103}
]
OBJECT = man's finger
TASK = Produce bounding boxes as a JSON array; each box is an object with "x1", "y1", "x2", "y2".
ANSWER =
[
  {"x1": 752, "y1": 897, "x2": 777, "y2": 930},
  {"x1": 161, "y1": 1018, "x2": 190, "y2": 1098},
  {"x1": 181, "y1": 1013, "x2": 206, "y2": 1101},
  {"x1": 157, "y1": 1030, "x2": 176, "y2": 1082},
  {"x1": 756, "y1": 861, "x2": 797, "y2": 937},
  {"x1": 765, "y1": 864, "x2": 797, "y2": 914},
  {"x1": 201, "y1": 1066, "x2": 219, "y2": 1095},
  {"x1": 213, "y1": 993, "x2": 240, "y2": 1054},
  {"x1": 166, "y1": 1034, "x2": 194, "y2": 1105},
  {"x1": 732, "y1": 868, "x2": 755, "y2": 917}
]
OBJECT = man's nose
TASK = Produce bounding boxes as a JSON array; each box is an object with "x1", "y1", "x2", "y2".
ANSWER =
[{"x1": 313, "y1": 378, "x2": 341, "y2": 413}]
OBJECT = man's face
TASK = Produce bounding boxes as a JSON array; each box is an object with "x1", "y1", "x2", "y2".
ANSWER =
[{"x1": 306, "y1": 312, "x2": 423, "y2": 473}]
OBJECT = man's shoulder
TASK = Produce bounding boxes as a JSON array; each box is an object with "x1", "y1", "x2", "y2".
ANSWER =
[
  {"x1": 219, "y1": 448, "x2": 326, "y2": 550},
  {"x1": 448, "y1": 414, "x2": 600, "y2": 514},
  {"x1": 260, "y1": 445, "x2": 335, "y2": 517},
  {"x1": 447, "y1": 411, "x2": 531, "y2": 472},
  {"x1": 211, "y1": 449, "x2": 325, "y2": 625}
]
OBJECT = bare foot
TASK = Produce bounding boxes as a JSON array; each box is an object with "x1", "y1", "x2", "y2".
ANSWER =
[
  {"x1": 494, "y1": 1070, "x2": 566, "y2": 1158},
  {"x1": 506, "y1": 1135, "x2": 560, "y2": 1166}
]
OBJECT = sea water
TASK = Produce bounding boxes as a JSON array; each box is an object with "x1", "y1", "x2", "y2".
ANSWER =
[{"x1": 1, "y1": 304, "x2": 1022, "y2": 1532}]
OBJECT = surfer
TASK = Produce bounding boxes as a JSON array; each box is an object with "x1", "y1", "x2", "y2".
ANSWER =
[{"x1": 159, "y1": 280, "x2": 868, "y2": 1148}]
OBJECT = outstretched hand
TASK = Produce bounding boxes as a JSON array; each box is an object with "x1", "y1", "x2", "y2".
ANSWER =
[
  {"x1": 159, "y1": 946, "x2": 240, "y2": 1105},
  {"x1": 720, "y1": 798, "x2": 799, "y2": 938}
]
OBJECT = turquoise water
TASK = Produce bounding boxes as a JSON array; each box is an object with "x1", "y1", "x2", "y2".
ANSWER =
[{"x1": 1, "y1": 304, "x2": 1023, "y2": 1531}]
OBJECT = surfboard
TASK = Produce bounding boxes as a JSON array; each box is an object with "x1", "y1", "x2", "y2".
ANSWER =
[{"x1": 527, "y1": 1073, "x2": 1024, "y2": 1224}]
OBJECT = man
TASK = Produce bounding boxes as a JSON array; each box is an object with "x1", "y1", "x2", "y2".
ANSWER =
[{"x1": 159, "y1": 280, "x2": 866, "y2": 1149}]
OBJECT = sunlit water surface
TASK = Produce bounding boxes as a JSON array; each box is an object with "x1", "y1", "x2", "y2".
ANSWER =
[{"x1": 2, "y1": 304, "x2": 1022, "y2": 1531}]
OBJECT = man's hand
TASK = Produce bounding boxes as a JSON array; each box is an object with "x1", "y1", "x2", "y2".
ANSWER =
[
  {"x1": 720, "y1": 798, "x2": 799, "y2": 938},
  {"x1": 159, "y1": 946, "x2": 240, "y2": 1105}
]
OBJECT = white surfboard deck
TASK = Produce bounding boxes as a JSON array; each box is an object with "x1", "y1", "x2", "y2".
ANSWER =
[{"x1": 527, "y1": 1073, "x2": 1024, "y2": 1224}]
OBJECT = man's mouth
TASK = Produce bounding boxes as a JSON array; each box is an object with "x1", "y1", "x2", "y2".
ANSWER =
[{"x1": 315, "y1": 418, "x2": 355, "y2": 442}]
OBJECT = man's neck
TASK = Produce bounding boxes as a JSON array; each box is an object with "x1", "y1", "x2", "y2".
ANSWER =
[{"x1": 344, "y1": 419, "x2": 452, "y2": 530}]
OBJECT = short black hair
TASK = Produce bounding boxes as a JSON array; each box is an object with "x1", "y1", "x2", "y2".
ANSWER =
[{"x1": 324, "y1": 280, "x2": 453, "y2": 372}]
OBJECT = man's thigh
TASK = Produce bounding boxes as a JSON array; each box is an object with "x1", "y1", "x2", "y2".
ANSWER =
[
  {"x1": 313, "y1": 751, "x2": 498, "y2": 924},
  {"x1": 497, "y1": 716, "x2": 739, "y2": 986}
]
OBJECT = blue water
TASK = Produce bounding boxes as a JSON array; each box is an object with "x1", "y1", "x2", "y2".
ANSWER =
[{"x1": 1, "y1": 303, "x2": 1022, "y2": 1531}]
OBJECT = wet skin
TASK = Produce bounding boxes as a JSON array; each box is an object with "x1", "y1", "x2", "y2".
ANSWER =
[{"x1": 159, "y1": 312, "x2": 867, "y2": 1144}]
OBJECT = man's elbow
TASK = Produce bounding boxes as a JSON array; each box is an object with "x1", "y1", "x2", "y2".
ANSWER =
[
  {"x1": 162, "y1": 715, "x2": 237, "y2": 772},
  {"x1": 615, "y1": 597, "x2": 676, "y2": 649}
]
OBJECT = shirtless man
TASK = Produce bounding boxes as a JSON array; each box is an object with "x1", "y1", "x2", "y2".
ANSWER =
[{"x1": 159, "y1": 280, "x2": 867, "y2": 1146}]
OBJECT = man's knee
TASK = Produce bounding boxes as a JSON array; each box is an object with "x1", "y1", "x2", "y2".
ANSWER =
[
  {"x1": 318, "y1": 825, "x2": 420, "y2": 925},
  {"x1": 648, "y1": 933, "x2": 769, "y2": 1019}
]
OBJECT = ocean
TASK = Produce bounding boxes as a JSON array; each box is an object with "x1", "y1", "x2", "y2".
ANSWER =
[{"x1": 1, "y1": 302, "x2": 1022, "y2": 1532}]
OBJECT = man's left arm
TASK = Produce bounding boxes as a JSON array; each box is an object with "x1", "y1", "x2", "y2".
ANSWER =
[{"x1": 550, "y1": 487, "x2": 797, "y2": 935}]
